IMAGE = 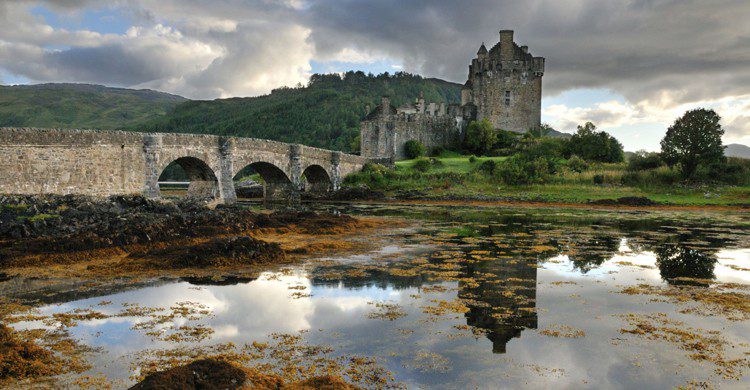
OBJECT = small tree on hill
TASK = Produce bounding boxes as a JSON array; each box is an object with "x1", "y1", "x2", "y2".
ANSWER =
[
  {"x1": 404, "y1": 140, "x2": 426, "y2": 159},
  {"x1": 660, "y1": 109, "x2": 725, "y2": 178},
  {"x1": 465, "y1": 119, "x2": 496, "y2": 155}
]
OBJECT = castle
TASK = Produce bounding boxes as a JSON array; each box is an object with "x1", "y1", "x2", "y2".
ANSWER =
[{"x1": 360, "y1": 30, "x2": 545, "y2": 162}]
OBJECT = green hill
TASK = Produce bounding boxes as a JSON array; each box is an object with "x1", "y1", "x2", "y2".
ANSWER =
[
  {"x1": 1, "y1": 73, "x2": 461, "y2": 152},
  {"x1": 135, "y1": 72, "x2": 462, "y2": 152},
  {"x1": 0, "y1": 83, "x2": 186, "y2": 129}
]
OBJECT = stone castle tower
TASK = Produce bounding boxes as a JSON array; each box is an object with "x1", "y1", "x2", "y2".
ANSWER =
[
  {"x1": 462, "y1": 30, "x2": 545, "y2": 133},
  {"x1": 360, "y1": 29, "x2": 544, "y2": 162}
]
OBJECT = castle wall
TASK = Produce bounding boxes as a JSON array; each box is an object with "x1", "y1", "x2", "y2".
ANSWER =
[
  {"x1": 360, "y1": 113, "x2": 462, "y2": 161},
  {"x1": 472, "y1": 71, "x2": 542, "y2": 133},
  {"x1": 466, "y1": 30, "x2": 544, "y2": 133}
]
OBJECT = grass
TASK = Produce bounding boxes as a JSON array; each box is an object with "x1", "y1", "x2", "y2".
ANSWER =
[
  {"x1": 396, "y1": 155, "x2": 507, "y2": 173},
  {"x1": 345, "y1": 154, "x2": 750, "y2": 206}
]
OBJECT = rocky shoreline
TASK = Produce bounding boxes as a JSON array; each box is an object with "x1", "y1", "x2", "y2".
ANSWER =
[{"x1": 0, "y1": 194, "x2": 371, "y2": 276}]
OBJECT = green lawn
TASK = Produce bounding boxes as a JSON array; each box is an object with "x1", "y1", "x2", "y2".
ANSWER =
[
  {"x1": 348, "y1": 154, "x2": 750, "y2": 206},
  {"x1": 395, "y1": 155, "x2": 507, "y2": 173}
]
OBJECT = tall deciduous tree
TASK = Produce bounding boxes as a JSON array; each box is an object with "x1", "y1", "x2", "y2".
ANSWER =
[{"x1": 660, "y1": 109, "x2": 724, "y2": 178}]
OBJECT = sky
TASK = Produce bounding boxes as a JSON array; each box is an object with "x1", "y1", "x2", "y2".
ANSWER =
[{"x1": 0, "y1": 0, "x2": 748, "y2": 151}]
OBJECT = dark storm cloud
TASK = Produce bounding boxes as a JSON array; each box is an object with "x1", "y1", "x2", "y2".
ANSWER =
[
  {"x1": 1, "y1": 0, "x2": 749, "y2": 120},
  {"x1": 302, "y1": 0, "x2": 750, "y2": 104}
]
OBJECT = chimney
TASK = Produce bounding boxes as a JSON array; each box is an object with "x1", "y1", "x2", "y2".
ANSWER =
[
  {"x1": 499, "y1": 30, "x2": 514, "y2": 60},
  {"x1": 521, "y1": 45, "x2": 528, "y2": 54}
]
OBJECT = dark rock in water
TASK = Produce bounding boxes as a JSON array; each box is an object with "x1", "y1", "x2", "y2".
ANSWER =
[
  {"x1": 129, "y1": 358, "x2": 360, "y2": 390},
  {"x1": 180, "y1": 275, "x2": 258, "y2": 286},
  {"x1": 128, "y1": 236, "x2": 286, "y2": 268},
  {"x1": 326, "y1": 185, "x2": 385, "y2": 201},
  {"x1": 588, "y1": 197, "x2": 658, "y2": 206},
  {"x1": 129, "y1": 358, "x2": 281, "y2": 390}
]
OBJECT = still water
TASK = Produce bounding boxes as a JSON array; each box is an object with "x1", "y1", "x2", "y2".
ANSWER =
[{"x1": 8, "y1": 204, "x2": 750, "y2": 389}]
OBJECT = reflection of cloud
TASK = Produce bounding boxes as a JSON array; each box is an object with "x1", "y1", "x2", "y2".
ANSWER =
[{"x1": 715, "y1": 249, "x2": 750, "y2": 284}]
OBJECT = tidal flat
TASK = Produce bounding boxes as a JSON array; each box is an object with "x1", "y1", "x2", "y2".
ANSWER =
[{"x1": 1, "y1": 201, "x2": 750, "y2": 389}]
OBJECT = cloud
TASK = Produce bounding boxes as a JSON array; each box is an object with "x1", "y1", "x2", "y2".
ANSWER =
[{"x1": 0, "y1": 0, "x2": 749, "y2": 123}]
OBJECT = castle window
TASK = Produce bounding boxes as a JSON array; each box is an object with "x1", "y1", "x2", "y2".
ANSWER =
[{"x1": 505, "y1": 91, "x2": 511, "y2": 106}]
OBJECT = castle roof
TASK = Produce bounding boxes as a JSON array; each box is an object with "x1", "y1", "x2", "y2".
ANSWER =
[
  {"x1": 477, "y1": 43, "x2": 487, "y2": 55},
  {"x1": 488, "y1": 40, "x2": 535, "y2": 62}
]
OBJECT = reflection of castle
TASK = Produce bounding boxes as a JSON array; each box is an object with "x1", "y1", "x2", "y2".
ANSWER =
[
  {"x1": 361, "y1": 30, "x2": 545, "y2": 162},
  {"x1": 460, "y1": 256, "x2": 538, "y2": 354}
]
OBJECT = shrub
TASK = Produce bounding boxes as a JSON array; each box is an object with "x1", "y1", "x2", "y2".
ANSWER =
[
  {"x1": 429, "y1": 157, "x2": 444, "y2": 168},
  {"x1": 692, "y1": 157, "x2": 750, "y2": 185},
  {"x1": 621, "y1": 167, "x2": 681, "y2": 186},
  {"x1": 523, "y1": 137, "x2": 568, "y2": 160},
  {"x1": 478, "y1": 159, "x2": 497, "y2": 175},
  {"x1": 593, "y1": 174, "x2": 605, "y2": 185},
  {"x1": 627, "y1": 151, "x2": 663, "y2": 171},
  {"x1": 495, "y1": 155, "x2": 553, "y2": 185},
  {"x1": 430, "y1": 146, "x2": 445, "y2": 157},
  {"x1": 404, "y1": 140, "x2": 426, "y2": 159},
  {"x1": 566, "y1": 155, "x2": 588, "y2": 173},
  {"x1": 468, "y1": 155, "x2": 477, "y2": 164},
  {"x1": 412, "y1": 158, "x2": 431, "y2": 172},
  {"x1": 464, "y1": 119, "x2": 496, "y2": 155}
]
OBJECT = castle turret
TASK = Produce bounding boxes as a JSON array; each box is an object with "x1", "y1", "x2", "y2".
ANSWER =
[{"x1": 462, "y1": 29, "x2": 544, "y2": 133}]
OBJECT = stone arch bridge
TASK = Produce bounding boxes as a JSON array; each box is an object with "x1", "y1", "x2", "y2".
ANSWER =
[{"x1": 0, "y1": 127, "x2": 367, "y2": 203}]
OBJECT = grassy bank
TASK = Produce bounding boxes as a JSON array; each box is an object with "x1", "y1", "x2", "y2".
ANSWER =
[{"x1": 344, "y1": 154, "x2": 750, "y2": 206}]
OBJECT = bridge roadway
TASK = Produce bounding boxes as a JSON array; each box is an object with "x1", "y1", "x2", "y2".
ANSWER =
[{"x1": 0, "y1": 127, "x2": 367, "y2": 203}]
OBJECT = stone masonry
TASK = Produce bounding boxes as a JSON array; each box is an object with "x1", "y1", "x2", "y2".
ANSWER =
[
  {"x1": 0, "y1": 127, "x2": 366, "y2": 204},
  {"x1": 360, "y1": 29, "x2": 544, "y2": 162},
  {"x1": 462, "y1": 30, "x2": 545, "y2": 133}
]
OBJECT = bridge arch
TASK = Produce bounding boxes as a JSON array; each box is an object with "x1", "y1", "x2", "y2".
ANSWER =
[
  {"x1": 301, "y1": 164, "x2": 333, "y2": 193},
  {"x1": 158, "y1": 156, "x2": 219, "y2": 199},
  {"x1": 233, "y1": 161, "x2": 294, "y2": 200}
]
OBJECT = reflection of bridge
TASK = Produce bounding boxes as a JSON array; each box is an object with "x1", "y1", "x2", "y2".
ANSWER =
[{"x1": 0, "y1": 127, "x2": 366, "y2": 203}]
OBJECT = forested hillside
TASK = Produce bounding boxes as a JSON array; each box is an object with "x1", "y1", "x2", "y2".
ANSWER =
[
  {"x1": 136, "y1": 72, "x2": 462, "y2": 152},
  {"x1": 0, "y1": 83, "x2": 186, "y2": 129}
]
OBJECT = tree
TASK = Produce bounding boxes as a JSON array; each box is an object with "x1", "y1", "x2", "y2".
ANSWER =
[
  {"x1": 404, "y1": 140, "x2": 426, "y2": 159},
  {"x1": 660, "y1": 109, "x2": 725, "y2": 178},
  {"x1": 465, "y1": 119, "x2": 496, "y2": 155},
  {"x1": 565, "y1": 122, "x2": 624, "y2": 163},
  {"x1": 528, "y1": 123, "x2": 554, "y2": 138}
]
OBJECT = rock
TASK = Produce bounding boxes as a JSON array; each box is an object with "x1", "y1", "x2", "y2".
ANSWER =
[{"x1": 588, "y1": 196, "x2": 658, "y2": 206}]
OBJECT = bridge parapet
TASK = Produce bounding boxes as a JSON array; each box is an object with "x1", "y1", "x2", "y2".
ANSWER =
[{"x1": 0, "y1": 127, "x2": 367, "y2": 204}]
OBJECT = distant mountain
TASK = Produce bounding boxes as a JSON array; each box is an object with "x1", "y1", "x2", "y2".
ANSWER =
[
  {"x1": 136, "y1": 72, "x2": 462, "y2": 152},
  {"x1": 0, "y1": 83, "x2": 186, "y2": 130},
  {"x1": 725, "y1": 143, "x2": 750, "y2": 159}
]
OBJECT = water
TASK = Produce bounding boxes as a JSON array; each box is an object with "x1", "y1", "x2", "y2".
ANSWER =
[{"x1": 6, "y1": 204, "x2": 750, "y2": 389}]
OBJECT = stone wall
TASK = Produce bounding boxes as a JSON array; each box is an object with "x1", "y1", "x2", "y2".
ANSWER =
[
  {"x1": 0, "y1": 127, "x2": 366, "y2": 203},
  {"x1": 463, "y1": 30, "x2": 544, "y2": 133},
  {"x1": 360, "y1": 112, "x2": 463, "y2": 161}
]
